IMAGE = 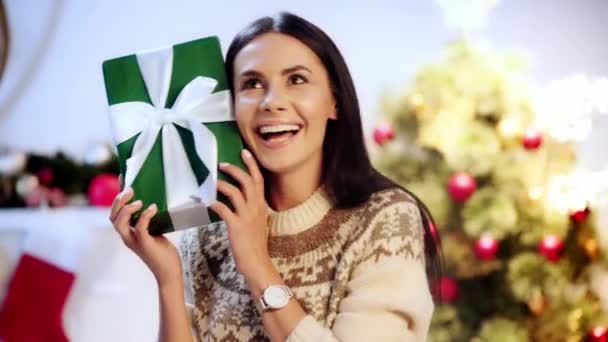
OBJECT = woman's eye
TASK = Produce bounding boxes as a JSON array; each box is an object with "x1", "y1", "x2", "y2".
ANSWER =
[
  {"x1": 242, "y1": 78, "x2": 262, "y2": 90},
  {"x1": 289, "y1": 74, "x2": 307, "y2": 85}
]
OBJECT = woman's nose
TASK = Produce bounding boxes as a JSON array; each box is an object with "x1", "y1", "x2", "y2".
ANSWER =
[{"x1": 260, "y1": 87, "x2": 287, "y2": 112}]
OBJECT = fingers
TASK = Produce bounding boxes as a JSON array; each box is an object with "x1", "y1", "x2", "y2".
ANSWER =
[
  {"x1": 219, "y1": 160, "x2": 255, "y2": 201},
  {"x1": 134, "y1": 203, "x2": 158, "y2": 242},
  {"x1": 209, "y1": 201, "x2": 236, "y2": 227},
  {"x1": 113, "y1": 200, "x2": 142, "y2": 248},
  {"x1": 110, "y1": 187, "x2": 134, "y2": 221},
  {"x1": 217, "y1": 180, "x2": 246, "y2": 213},
  {"x1": 241, "y1": 149, "x2": 265, "y2": 197}
]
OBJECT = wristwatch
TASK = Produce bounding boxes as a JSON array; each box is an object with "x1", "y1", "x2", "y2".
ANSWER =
[{"x1": 255, "y1": 285, "x2": 293, "y2": 314}]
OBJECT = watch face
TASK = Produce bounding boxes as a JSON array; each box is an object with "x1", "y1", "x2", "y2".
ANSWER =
[{"x1": 264, "y1": 286, "x2": 290, "y2": 308}]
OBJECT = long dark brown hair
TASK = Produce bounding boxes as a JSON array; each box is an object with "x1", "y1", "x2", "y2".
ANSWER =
[{"x1": 225, "y1": 12, "x2": 443, "y2": 304}]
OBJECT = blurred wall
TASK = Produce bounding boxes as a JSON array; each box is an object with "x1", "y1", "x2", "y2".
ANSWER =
[{"x1": 0, "y1": 0, "x2": 606, "y2": 163}]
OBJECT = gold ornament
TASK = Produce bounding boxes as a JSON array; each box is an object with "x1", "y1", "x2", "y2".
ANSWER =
[
  {"x1": 498, "y1": 117, "x2": 522, "y2": 140},
  {"x1": 528, "y1": 186, "x2": 543, "y2": 201},
  {"x1": 576, "y1": 224, "x2": 601, "y2": 259},
  {"x1": 528, "y1": 291, "x2": 546, "y2": 316},
  {"x1": 407, "y1": 93, "x2": 425, "y2": 113},
  {"x1": 583, "y1": 239, "x2": 600, "y2": 259},
  {"x1": 567, "y1": 308, "x2": 583, "y2": 333}
]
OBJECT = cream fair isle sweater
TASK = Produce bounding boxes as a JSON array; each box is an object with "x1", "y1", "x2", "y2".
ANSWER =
[{"x1": 179, "y1": 186, "x2": 435, "y2": 341}]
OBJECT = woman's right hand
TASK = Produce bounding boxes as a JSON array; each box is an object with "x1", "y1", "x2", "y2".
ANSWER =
[{"x1": 109, "y1": 187, "x2": 183, "y2": 289}]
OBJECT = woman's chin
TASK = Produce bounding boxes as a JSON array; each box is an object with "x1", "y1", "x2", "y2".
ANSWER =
[{"x1": 256, "y1": 156, "x2": 299, "y2": 176}]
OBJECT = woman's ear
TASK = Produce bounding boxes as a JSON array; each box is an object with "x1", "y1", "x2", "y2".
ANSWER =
[{"x1": 329, "y1": 103, "x2": 338, "y2": 120}]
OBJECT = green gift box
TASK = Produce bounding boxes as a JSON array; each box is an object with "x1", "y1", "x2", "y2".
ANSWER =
[{"x1": 102, "y1": 36, "x2": 245, "y2": 236}]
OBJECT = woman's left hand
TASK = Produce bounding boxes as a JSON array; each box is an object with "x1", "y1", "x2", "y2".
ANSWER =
[{"x1": 209, "y1": 149, "x2": 272, "y2": 281}]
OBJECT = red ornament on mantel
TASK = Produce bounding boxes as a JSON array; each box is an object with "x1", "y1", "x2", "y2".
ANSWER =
[
  {"x1": 570, "y1": 207, "x2": 591, "y2": 223},
  {"x1": 522, "y1": 128, "x2": 543, "y2": 150},
  {"x1": 88, "y1": 173, "x2": 120, "y2": 207},
  {"x1": 25, "y1": 187, "x2": 47, "y2": 207},
  {"x1": 47, "y1": 188, "x2": 69, "y2": 207},
  {"x1": 538, "y1": 234, "x2": 565, "y2": 262},
  {"x1": 37, "y1": 167, "x2": 54, "y2": 186},
  {"x1": 373, "y1": 122, "x2": 394, "y2": 145},
  {"x1": 447, "y1": 172, "x2": 477, "y2": 203},
  {"x1": 588, "y1": 326, "x2": 608, "y2": 342},
  {"x1": 475, "y1": 235, "x2": 499, "y2": 260}
]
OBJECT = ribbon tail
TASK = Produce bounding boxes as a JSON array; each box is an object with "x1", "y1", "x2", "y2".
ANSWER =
[
  {"x1": 188, "y1": 120, "x2": 218, "y2": 206},
  {"x1": 135, "y1": 47, "x2": 174, "y2": 108},
  {"x1": 162, "y1": 124, "x2": 202, "y2": 207},
  {"x1": 124, "y1": 123, "x2": 162, "y2": 189},
  {"x1": 162, "y1": 124, "x2": 211, "y2": 230}
]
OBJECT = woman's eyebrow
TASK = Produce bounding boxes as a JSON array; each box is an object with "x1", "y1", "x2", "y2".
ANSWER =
[
  {"x1": 238, "y1": 65, "x2": 312, "y2": 79},
  {"x1": 281, "y1": 65, "x2": 312, "y2": 75},
  {"x1": 239, "y1": 70, "x2": 263, "y2": 78}
]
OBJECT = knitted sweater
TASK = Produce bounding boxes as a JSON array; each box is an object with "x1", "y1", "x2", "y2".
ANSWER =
[{"x1": 179, "y1": 186, "x2": 434, "y2": 341}]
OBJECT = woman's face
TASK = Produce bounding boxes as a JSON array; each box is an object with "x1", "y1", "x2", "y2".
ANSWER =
[{"x1": 232, "y1": 32, "x2": 337, "y2": 176}]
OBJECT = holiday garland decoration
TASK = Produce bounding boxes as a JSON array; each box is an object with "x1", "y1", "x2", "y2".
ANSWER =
[
  {"x1": 373, "y1": 40, "x2": 608, "y2": 340},
  {"x1": 0, "y1": 144, "x2": 120, "y2": 208}
]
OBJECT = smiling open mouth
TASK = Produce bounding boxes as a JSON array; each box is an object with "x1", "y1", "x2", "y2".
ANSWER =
[{"x1": 257, "y1": 124, "x2": 301, "y2": 142}]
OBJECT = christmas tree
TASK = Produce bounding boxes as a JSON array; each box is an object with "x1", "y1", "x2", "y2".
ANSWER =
[{"x1": 372, "y1": 39, "x2": 608, "y2": 341}]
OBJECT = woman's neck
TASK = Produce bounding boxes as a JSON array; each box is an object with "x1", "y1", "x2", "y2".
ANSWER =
[{"x1": 266, "y1": 158, "x2": 323, "y2": 211}]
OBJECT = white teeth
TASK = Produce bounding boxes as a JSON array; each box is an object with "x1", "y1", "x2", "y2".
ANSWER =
[{"x1": 258, "y1": 124, "x2": 300, "y2": 134}]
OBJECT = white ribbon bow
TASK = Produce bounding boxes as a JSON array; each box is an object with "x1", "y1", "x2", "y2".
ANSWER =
[{"x1": 108, "y1": 47, "x2": 233, "y2": 212}]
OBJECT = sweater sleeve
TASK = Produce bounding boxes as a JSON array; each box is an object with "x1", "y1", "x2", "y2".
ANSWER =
[
  {"x1": 286, "y1": 198, "x2": 435, "y2": 342},
  {"x1": 178, "y1": 231, "x2": 201, "y2": 342}
]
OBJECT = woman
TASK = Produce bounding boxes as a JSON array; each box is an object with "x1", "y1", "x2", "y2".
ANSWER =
[{"x1": 110, "y1": 12, "x2": 442, "y2": 342}]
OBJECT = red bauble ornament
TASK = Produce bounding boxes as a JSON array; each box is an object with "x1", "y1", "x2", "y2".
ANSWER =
[
  {"x1": 435, "y1": 276, "x2": 459, "y2": 304},
  {"x1": 88, "y1": 173, "x2": 120, "y2": 207},
  {"x1": 538, "y1": 234, "x2": 565, "y2": 262},
  {"x1": 588, "y1": 326, "x2": 608, "y2": 342},
  {"x1": 48, "y1": 187, "x2": 69, "y2": 207},
  {"x1": 37, "y1": 167, "x2": 54, "y2": 186},
  {"x1": 447, "y1": 172, "x2": 477, "y2": 203},
  {"x1": 570, "y1": 207, "x2": 591, "y2": 223},
  {"x1": 25, "y1": 187, "x2": 47, "y2": 207},
  {"x1": 373, "y1": 122, "x2": 394, "y2": 145},
  {"x1": 523, "y1": 128, "x2": 543, "y2": 150},
  {"x1": 475, "y1": 234, "x2": 499, "y2": 260}
]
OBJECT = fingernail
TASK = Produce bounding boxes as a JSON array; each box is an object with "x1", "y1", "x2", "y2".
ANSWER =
[
  {"x1": 219, "y1": 162, "x2": 230, "y2": 168},
  {"x1": 148, "y1": 203, "x2": 157, "y2": 211},
  {"x1": 120, "y1": 187, "x2": 133, "y2": 199},
  {"x1": 242, "y1": 149, "x2": 252, "y2": 158},
  {"x1": 131, "y1": 200, "x2": 142, "y2": 207}
]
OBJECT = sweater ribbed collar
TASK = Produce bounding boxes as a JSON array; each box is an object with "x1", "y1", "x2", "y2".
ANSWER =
[{"x1": 267, "y1": 186, "x2": 334, "y2": 236}]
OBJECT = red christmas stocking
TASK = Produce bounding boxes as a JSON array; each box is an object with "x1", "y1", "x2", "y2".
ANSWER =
[{"x1": 0, "y1": 229, "x2": 83, "y2": 342}]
